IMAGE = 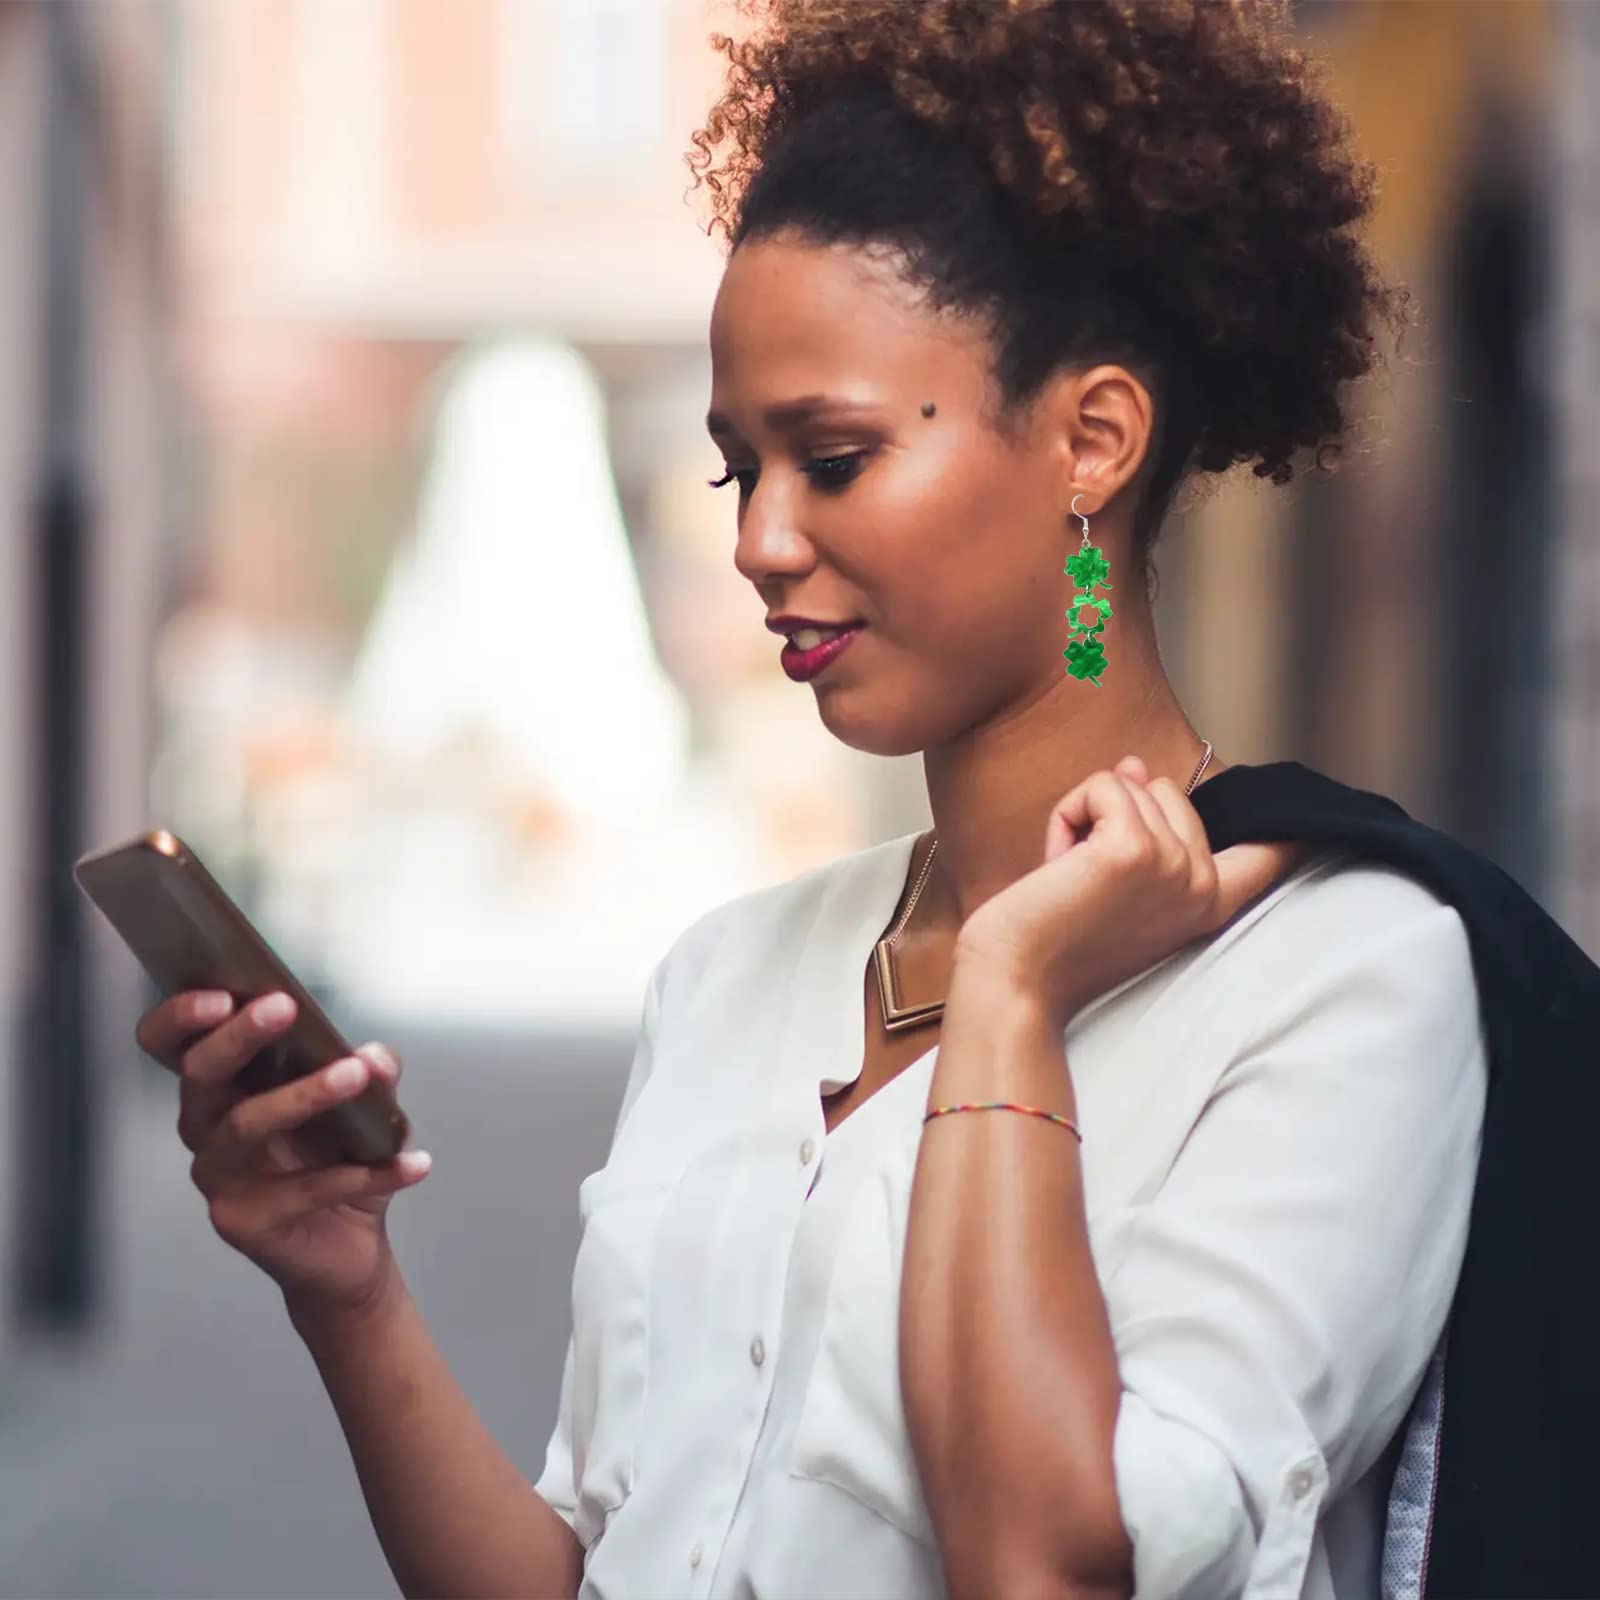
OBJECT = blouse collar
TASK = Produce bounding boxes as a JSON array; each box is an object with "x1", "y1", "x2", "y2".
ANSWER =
[{"x1": 794, "y1": 828, "x2": 929, "y2": 1097}]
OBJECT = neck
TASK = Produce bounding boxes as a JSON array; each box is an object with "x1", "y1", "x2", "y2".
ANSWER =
[{"x1": 914, "y1": 630, "x2": 1227, "y2": 937}]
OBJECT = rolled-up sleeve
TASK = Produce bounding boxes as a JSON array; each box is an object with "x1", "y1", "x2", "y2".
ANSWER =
[
  {"x1": 533, "y1": 1336, "x2": 582, "y2": 1535},
  {"x1": 1103, "y1": 893, "x2": 1487, "y2": 1599},
  {"x1": 531, "y1": 951, "x2": 669, "y2": 1543}
]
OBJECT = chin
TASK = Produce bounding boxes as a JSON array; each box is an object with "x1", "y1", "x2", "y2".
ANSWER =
[{"x1": 812, "y1": 686, "x2": 949, "y2": 759}]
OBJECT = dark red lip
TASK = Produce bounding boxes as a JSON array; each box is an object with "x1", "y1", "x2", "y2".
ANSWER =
[{"x1": 779, "y1": 624, "x2": 864, "y2": 682}]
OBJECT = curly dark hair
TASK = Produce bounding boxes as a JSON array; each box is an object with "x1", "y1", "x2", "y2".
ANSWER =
[{"x1": 685, "y1": 0, "x2": 1418, "y2": 600}]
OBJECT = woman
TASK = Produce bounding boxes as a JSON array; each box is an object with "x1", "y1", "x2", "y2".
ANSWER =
[{"x1": 136, "y1": 2, "x2": 1485, "y2": 1596}]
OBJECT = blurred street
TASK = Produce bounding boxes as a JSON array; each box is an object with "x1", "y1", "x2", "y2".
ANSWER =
[{"x1": 0, "y1": 1022, "x2": 627, "y2": 1600}]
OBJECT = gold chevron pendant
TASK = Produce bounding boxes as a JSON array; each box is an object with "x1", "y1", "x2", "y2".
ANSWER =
[{"x1": 872, "y1": 936, "x2": 945, "y2": 1033}]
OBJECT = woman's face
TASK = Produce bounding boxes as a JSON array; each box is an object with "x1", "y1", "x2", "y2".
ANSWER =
[{"x1": 706, "y1": 233, "x2": 1148, "y2": 759}]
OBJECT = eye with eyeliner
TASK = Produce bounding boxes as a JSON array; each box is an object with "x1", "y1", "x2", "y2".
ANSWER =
[{"x1": 707, "y1": 452, "x2": 869, "y2": 494}]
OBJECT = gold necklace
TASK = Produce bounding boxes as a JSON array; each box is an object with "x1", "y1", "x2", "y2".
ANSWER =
[{"x1": 872, "y1": 741, "x2": 1216, "y2": 1033}]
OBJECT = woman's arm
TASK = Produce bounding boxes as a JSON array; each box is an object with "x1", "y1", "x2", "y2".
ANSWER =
[
  {"x1": 900, "y1": 959, "x2": 1134, "y2": 1599},
  {"x1": 901, "y1": 896, "x2": 1485, "y2": 1600},
  {"x1": 287, "y1": 1266, "x2": 585, "y2": 1600}
]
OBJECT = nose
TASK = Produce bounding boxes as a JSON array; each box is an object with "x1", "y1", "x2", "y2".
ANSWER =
[{"x1": 731, "y1": 478, "x2": 814, "y2": 587}]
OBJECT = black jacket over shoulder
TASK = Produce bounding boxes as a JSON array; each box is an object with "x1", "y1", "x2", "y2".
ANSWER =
[{"x1": 1191, "y1": 760, "x2": 1599, "y2": 1599}]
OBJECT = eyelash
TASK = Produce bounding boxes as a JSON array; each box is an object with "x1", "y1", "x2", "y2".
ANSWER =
[{"x1": 707, "y1": 453, "x2": 868, "y2": 495}]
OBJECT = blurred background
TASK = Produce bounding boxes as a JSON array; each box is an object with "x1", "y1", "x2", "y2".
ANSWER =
[{"x1": 0, "y1": 0, "x2": 1594, "y2": 1595}]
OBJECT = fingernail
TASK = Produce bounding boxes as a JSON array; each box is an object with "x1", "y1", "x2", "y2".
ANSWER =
[
  {"x1": 254, "y1": 993, "x2": 293, "y2": 1024},
  {"x1": 399, "y1": 1150, "x2": 432, "y2": 1176},
  {"x1": 364, "y1": 1042, "x2": 398, "y2": 1073},
  {"x1": 193, "y1": 992, "x2": 233, "y2": 1023},
  {"x1": 326, "y1": 1058, "x2": 365, "y2": 1090}
]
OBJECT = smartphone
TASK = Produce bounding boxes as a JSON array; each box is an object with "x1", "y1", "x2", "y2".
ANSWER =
[{"x1": 73, "y1": 828, "x2": 411, "y2": 1166}]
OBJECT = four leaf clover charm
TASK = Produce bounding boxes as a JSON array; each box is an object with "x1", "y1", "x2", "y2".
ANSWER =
[{"x1": 1063, "y1": 541, "x2": 1115, "y2": 687}]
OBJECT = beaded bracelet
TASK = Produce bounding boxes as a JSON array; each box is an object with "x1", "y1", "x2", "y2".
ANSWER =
[{"x1": 923, "y1": 1101, "x2": 1083, "y2": 1143}]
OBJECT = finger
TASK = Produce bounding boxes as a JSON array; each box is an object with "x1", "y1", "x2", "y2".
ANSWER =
[
  {"x1": 1140, "y1": 775, "x2": 1215, "y2": 876},
  {"x1": 138, "y1": 990, "x2": 239, "y2": 1071},
  {"x1": 176, "y1": 992, "x2": 299, "y2": 1151},
  {"x1": 210, "y1": 1053, "x2": 372, "y2": 1164},
  {"x1": 1062, "y1": 764, "x2": 1164, "y2": 857},
  {"x1": 263, "y1": 1132, "x2": 311, "y2": 1176},
  {"x1": 355, "y1": 1041, "x2": 402, "y2": 1085},
  {"x1": 1052, "y1": 769, "x2": 1161, "y2": 863},
  {"x1": 1210, "y1": 840, "x2": 1306, "y2": 927},
  {"x1": 182, "y1": 992, "x2": 299, "y2": 1091},
  {"x1": 1114, "y1": 770, "x2": 1189, "y2": 864},
  {"x1": 209, "y1": 1155, "x2": 431, "y2": 1239}
]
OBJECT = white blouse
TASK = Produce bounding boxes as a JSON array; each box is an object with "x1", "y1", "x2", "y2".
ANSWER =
[{"x1": 533, "y1": 831, "x2": 1488, "y2": 1599}]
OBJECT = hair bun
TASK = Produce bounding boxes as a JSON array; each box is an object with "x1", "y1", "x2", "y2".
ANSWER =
[{"x1": 689, "y1": 0, "x2": 1417, "y2": 584}]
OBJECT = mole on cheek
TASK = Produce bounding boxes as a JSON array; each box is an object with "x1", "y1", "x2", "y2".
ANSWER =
[{"x1": 921, "y1": 402, "x2": 936, "y2": 418}]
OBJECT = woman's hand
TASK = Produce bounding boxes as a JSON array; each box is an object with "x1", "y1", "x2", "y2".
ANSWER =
[
  {"x1": 954, "y1": 755, "x2": 1312, "y2": 1029},
  {"x1": 136, "y1": 989, "x2": 431, "y2": 1323}
]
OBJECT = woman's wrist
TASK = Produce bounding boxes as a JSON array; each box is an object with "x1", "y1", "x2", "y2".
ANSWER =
[{"x1": 284, "y1": 1254, "x2": 409, "y2": 1349}]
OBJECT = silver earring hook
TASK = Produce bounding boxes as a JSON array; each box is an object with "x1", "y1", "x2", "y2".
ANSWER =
[{"x1": 1071, "y1": 493, "x2": 1091, "y2": 548}]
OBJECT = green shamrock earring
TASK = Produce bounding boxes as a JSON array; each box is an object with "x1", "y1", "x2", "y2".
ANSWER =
[{"x1": 1063, "y1": 492, "x2": 1113, "y2": 687}]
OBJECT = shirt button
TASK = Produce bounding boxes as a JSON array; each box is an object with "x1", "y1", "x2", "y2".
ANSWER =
[
  {"x1": 689, "y1": 1543, "x2": 703, "y2": 1568},
  {"x1": 750, "y1": 1335, "x2": 766, "y2": 1367},
  {"x1": 1288, "y1": 1465, "x2": 1316, "y2": 1500},
  {"x1": 799, "y1": 1136, "x2": 816, "y2": 1164}
]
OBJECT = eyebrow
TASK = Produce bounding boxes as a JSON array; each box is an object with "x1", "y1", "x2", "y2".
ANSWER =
[{"x1": 704, "y1": 395, "x2": 873, "y2": 438}]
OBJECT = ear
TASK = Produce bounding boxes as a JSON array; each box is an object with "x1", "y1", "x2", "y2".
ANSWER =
[{"x1": 1043, "y1": 365, "x2": 1156, "y2": 521}]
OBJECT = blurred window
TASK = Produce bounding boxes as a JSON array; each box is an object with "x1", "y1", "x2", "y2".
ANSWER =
[{"x1": 501, "y1": 0, "x2": 668, "y2": 185}]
